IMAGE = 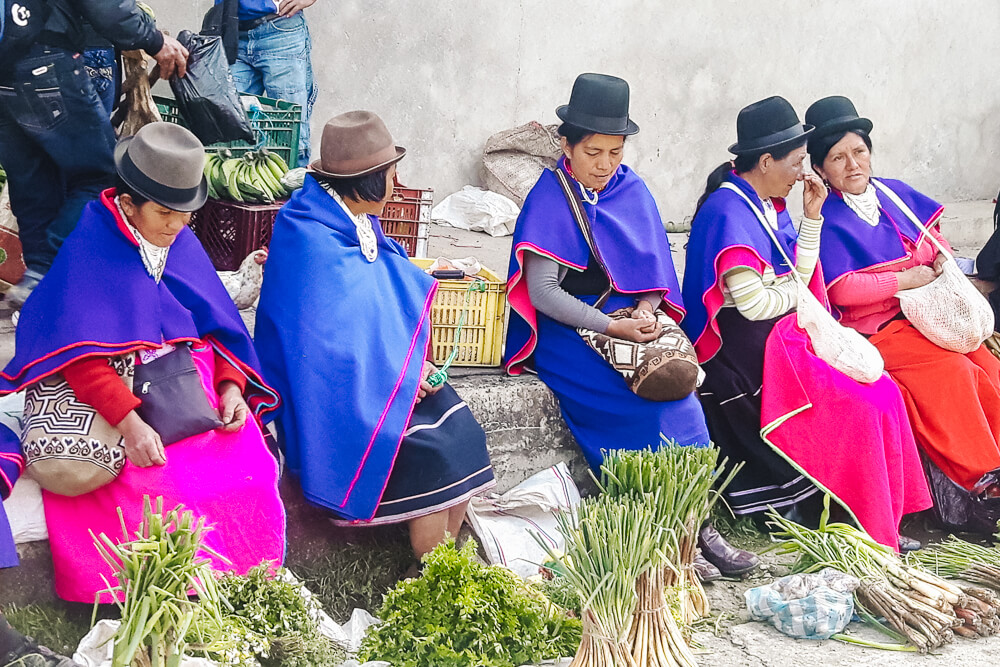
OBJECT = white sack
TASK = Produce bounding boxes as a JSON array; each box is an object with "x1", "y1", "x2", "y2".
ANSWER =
[{"x1": 431, "y1": 186, "x2": 519, "y2": 237}]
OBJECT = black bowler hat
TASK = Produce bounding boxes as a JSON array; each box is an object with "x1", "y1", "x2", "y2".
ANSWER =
[
  {"x1": 728, "y1": 96, "x2": 813, "y2": 156},
  {"x1": 556, "y1": 73, "x2": 639, "y2": 136},
  {"x1": 805, "y1": 95, "x2": 873, "y2": 141},
  {"x1": 114, "y1": 122, "x2": 208, "y2": 212}
]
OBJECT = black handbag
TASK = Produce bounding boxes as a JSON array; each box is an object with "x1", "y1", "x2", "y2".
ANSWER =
[{"x1": 133, "y1": 345, "x2": 223, "y2": 445}]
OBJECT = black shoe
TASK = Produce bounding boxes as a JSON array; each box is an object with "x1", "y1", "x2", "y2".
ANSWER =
[
  {"x1": 898, "y1": 535, "x2": 922, "y2": 553},
  {"x1": 1, "y1": 635, "x2": 79, "y2": 667},
  {"x1": 698, "y1": 523, "x2": 760, "y2": 578},
  {"x1": 693, "y1": 548, "x2": 722, "y2": 582}
]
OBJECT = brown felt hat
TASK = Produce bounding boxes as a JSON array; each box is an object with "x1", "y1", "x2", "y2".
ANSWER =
[
  {"x1": 114, "y1": 122, "x2": 208, "y2": 212},
  {"x1": 310, "y1": 111, "x2": 406, "y2": 179}
]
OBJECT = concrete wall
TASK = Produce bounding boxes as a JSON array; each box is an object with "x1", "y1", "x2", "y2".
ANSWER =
[{"x1": 153, "y1": 0, "x2": 1000, "y2": 223}]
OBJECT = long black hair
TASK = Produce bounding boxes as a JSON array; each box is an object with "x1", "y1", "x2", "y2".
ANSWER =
[
  {"x1": 693, "y1": 141, "x2": 805, "y2": 216},
  {"x1": 807, "y1": 129, "x2": 872, "y2": 171}
]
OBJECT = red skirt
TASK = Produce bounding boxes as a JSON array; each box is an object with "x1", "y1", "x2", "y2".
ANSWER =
[{"x1": 871, "y1": 319, "x2": 1000, "y2": 490}]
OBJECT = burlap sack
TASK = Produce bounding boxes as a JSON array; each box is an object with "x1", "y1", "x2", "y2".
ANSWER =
[{"x1": 481, "y1": 121, "x2": 562, "y2": 205}]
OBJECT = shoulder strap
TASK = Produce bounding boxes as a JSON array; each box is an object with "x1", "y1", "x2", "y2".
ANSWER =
[
  {"x1": 718, "y1": 182, "x2": 803, "y2": 285},
  {"x1": 871, "y1": 178, "x2": 951, "y2": 260},
  {"x1": 553, "y1": 168, "x2": 613, "y2": 308}
]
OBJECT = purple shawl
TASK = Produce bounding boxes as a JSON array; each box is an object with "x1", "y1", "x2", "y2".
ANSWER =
[
  {"x1": 819, "y1": 178, "x2": 944, "y2": 286},
  {"x1": 504, "y1": 158, "x2": 684, "y2": 374},
  {"x1": 254, "y1": 177, "x2": 437, "y2": 522},
  {"x1": 0, "y1": 424, "x2": 20, "y2": 567},
  {"x1": 0, "y1": 191, "x2": 279, "y2": 417},
  {"x1": 681, "y1": 172, "x2": 826, "y2": 362}
]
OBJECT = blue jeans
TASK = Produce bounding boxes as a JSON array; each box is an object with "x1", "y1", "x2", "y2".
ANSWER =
[
  {"x1": 230, "y1": 13, "x2": 316, "y2": 166},
  {"x1": 83, "y1": 47, "x2": 117, "y2": 115},
  {"x1": 0, "y1": 45, "x2": 117, "y2": 273}
]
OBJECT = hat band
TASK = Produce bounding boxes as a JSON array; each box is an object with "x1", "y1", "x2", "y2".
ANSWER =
[
  {"x1": 733, "y1": 124, "x2": 811, "y2": 154},
  {"x1": 561, "y1": 107, "x2": 631, "y2": 134},
  {"x1": 813, "y1": 114, "x2": 869, "y2": 136},
  {"x1": 119, "y1": 150, "x2": 202, "y2": 206},
  {"x1": 320, "y1": 144, "x2": 399, "y2": 176}
]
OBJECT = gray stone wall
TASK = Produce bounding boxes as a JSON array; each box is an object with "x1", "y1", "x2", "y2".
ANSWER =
[{"x1": 151, "y1": 1, "x2": 1000, "y2": 222}]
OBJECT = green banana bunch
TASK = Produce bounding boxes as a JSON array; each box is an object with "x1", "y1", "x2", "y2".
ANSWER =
[{"x1": 204, "y1": 149, "x2": 292, "y2": 204}]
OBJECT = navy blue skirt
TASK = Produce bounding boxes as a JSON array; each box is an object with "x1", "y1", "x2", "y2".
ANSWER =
[{"x1": 365, "y1": 383, "x2": 495, "y2": 524}]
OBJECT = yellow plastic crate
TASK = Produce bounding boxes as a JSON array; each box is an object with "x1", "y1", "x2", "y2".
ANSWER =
[{"x1": 412, "y1": 258, "x2": 508, "y2": 367}]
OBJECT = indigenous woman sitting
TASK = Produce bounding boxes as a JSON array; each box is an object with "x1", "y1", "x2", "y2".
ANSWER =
[
  {"x1": 254, "y1": 111, "x2": 496, "y2": 559},
  {"x1": 505, "y1": 73, "x2": 757, "y2": 579},
  {"x1": 0, "y1": 123, "x2": 286, "y2": 602},
  {"x1": 682, "y1": 96, "x2": 930, "y2": 551},
  {"x1": 806, "y1": 95, "x2": 1000, "y2": 500}
]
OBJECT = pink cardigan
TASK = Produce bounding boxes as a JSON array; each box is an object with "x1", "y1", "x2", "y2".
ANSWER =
[{"x1": 828, "y1": 227, "x2": 951, "y2": 334}]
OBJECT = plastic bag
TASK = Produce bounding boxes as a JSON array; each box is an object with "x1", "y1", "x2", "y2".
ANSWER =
[
  {"x1": 466, "y1": 462, "x2": 581, "y2": 579},
  {"x1": 745, "y1": 568, "x2": 859, "y2": 640},
  {"x1": 923, "y1": 452, "x2": 1000, "y2": 534},
  {"x1": 169, "y1": 31, "x2": 253, "y2": 145},
  {"x1": 432, "y1": 186, "x2": 519, "y2": 237}
]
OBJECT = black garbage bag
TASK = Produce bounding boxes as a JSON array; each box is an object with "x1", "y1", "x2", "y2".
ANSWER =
[
  {"x1": 200, "y1": 0, "x2": 239, "y2": 65},
  {"x1": 923, "y1": 452, "x2": 1000, "y2": 534},
  {"x1": 169, "y1": 30, "x2": 253, "y2": 145}
]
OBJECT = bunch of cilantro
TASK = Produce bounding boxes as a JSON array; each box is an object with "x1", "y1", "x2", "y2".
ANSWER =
[{"x1": 359, "y1": 540, "x2": 581, "y2": 667}]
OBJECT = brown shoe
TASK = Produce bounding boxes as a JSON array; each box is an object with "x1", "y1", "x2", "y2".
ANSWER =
[
  {"x1": 698, "y1": 523, "x2": 760, "y2": 577},
  {"x1": 693, "y1": 548, "x2": 722, "y2": 582}
]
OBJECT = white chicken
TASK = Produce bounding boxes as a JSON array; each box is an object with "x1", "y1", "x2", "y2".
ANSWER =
[{"x1": 217, "y1": 248, "x2": 268, "y2": 310}]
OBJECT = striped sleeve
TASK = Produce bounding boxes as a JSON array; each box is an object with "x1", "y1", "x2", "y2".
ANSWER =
[{"x1": 722, "y1": 216, "x2": 823, "y2": 321}]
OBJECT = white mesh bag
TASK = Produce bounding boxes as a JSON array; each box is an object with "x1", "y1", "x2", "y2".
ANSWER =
[
  {"x1": 872, "y1": 179, "x2": 994, "y2": 354},
  {"x1": 721, "y1": 183, "x2": 884, "y2": 383}
]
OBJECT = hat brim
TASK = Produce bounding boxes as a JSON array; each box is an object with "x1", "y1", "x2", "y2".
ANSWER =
[
  {"x1": 555, "y1": 105, "x2": 639, "y2": 136},
  {"x1": 114, "y1": 138, "x2": 208, "y2": 213},
  {"x1": 810, "y1": 116, "x2": 873, "y2": 142},
  {"x1": 309, "y1": 146, "x2": 407, "y2": 179},
  {"x1": 729, "y1": 124, "x2": 814, "y2": 156}
]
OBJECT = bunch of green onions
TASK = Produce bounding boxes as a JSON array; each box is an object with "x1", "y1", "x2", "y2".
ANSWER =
[
  {"x1": 600, "y1": 442, "x2": 740, "y2": 626},
  {"x1": 92, "y1": 496, "x2": 227, "y2": 667},
  {"x1": 767, "y1": 497, "x2": 992, "y2": 652},
  {"x1": 541, "y1": 495, "x2": 658, "y2": 667}
]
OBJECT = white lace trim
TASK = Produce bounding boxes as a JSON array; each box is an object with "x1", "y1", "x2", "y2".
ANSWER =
[
  {"x1": 319, "y1": 182, "x2": 379, "y2": 263},
  {"x1": 114, "y1": 196, "x2": 169, "y2": 282},
  {"x1": 843, "y1": 183, "x2": 882, "y2": 227}
]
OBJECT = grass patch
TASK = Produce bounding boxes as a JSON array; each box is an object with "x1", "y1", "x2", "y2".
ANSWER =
[
  {"x1": 2, "y1": 601, "x2": 101, "y2": 656},
  {"x1": 292, "y1": 536, "x2": 414, "y2": 623},
  {"x1": 710, "y1": 503, "x2": 771, "y2": 552}
]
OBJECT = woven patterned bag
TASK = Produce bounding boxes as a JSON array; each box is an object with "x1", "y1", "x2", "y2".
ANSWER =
[
  {"x1": 22, "y1": 354, "x2": 134, "y2": 496},
  {"x1": 578, "y1": 308, "x2": 700, "y2": 401},
  {"x1": 872, "y1": 179, "x2": 994, "y2": 354}
]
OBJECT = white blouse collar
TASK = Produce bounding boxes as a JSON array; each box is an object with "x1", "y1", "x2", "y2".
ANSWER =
[
  {"x1": 842, "y1": 183, "x2": 882, "y2": 227},
  {"x1": 115, "y1": 196, "x2": 169, "y2": 282}
]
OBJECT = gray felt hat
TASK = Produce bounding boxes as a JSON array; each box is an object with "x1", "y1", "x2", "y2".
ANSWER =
[{"x1": 114, "y1": 122, "x2": 208, "y2": 212}]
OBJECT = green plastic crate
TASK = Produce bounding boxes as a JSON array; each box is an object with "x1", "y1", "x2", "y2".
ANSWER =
[{"x1": 154, "y1": 94, "x2": 302, "y2": 168}]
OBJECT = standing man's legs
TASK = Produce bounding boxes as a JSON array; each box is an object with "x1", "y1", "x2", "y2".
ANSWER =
[
  {"x1": 0, "y1": 46, "x2": 116, "y2": 301},
  {"x1": 239, "y1": 13, "x2": 315, "y2": 166}
]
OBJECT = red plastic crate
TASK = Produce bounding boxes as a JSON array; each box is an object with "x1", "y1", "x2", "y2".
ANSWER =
[
  {"x1": 189, "y1": 199, "x2": 283, "y2": 271},
  {"x1": 380, "y1": 218, "x2": 427, "y2": 257}
]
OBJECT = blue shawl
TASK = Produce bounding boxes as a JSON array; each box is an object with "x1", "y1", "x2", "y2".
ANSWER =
[
  {"x1": 504, "y1": 158, "x2": 684, "y2": 374},
  {"x1": 819, "y1": 178, "x2": 943, "y2": 286},
  {"x1": 254, "y1": 177, "x2": 437, "y2": 522}
]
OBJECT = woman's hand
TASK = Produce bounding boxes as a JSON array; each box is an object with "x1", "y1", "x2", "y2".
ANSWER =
[
  {"x1": 631, "y1": 301, "x2": 658, "y2": 333},
  {"x1": 218, "y1": 381, "x2": 249, "y2": 432},
  {"x1": 802, "y1": 172, "x2": 829, "y2": 220},
  {"x1": 933, "y1": 253, "x2": 948, "y2": 275},
  {"x1": 896, "y1": 265, "x2": 938, "y2": 291},
  {"x1": 417, "y1": 361, "x2": 443, "y2": 403},
  {"x1": 117, "y1": 411, "x2": 166, "y2": 467},
  {"x1": 607, "y1": 317, "x2": 662, "y2": 343}
]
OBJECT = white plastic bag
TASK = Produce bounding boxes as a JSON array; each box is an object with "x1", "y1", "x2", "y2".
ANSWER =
[
  {"x1": 432, "y1": 186, "x2": 519, "y2": 237},
  {"x1": 466, "y1": 462, "x2": 581, "y2": 579}
]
